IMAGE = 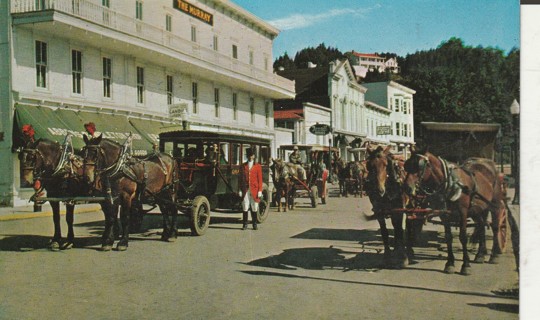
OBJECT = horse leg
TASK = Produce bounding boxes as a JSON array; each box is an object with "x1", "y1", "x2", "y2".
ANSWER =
[
  {"x1": 376, "y1": 215, "x2": 392, "y2": 266},
  {"x1": 62, "y1": 203, "x2": 75, "y2": 250},
  {"x1": 100, "y1": 201, "x2": 116, "y2": 251},
  {"x1": 50, "y1": 201, "x2": 61, "y2": 251},
  {"x1": 459, "y1": 213, "x2": 472, "y2": 275},
  {"x1": 473, "y1": 214, "x2": 488, "y2": 264},
  {"x1": 391, "y1": 212, "x2": 408, "y2": 268},
  {"x1": 441, "y1": 215, "x2": 455, "y2": 274},
  {"x1": 488, "y1": 206, "x2": 502, "y2": 264},
  {"x1": 160, "y1": 203, "x2": 177, "y2": 242},
  {"x1": 169, "y1": 203, "x2": 178, "y2": 241},
  {"x1": 117, "y1": 195, "x2": 132, "y2": 251}
]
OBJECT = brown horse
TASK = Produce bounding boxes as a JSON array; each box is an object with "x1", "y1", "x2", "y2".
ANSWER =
[
  {"x1": 347, "y1": 161, "x2": 368, "y2": 197},
  {"x1": 403, "y1": 147, "x2": 509, "y2": 275},
  {"x1": 19, "y1": 134, "x2": 97, "y2": 251},
  {"x1": 365, "y1": 145, "x2": 417, "y2": 268},
  {"x1": 82, "y1": 134, "x2": 177, "y2": 251},
  {"x1": 270, "y1": 158, "x2": 296, "y2": 212}
]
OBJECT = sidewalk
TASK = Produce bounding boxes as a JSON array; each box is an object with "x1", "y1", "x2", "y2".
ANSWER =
[{"x1": 0, "y1": 202, "x2": 102, "y2": 221}]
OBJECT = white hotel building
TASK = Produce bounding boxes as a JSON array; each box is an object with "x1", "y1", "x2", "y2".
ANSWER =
[{"x1": 0, "y1": 0, "x2": 294, "y2": 206}]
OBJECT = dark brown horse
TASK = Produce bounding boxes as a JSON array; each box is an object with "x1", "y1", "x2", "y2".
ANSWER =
[
  {"x1": 270, "y1": 158, "x2": 296, "y2": 212},
  {"x1": 82, "y1": 134, "x2": 177, "y2": 251},
  {"x1": 403, "y1": 148, "x2": 509, "y2": 275},
  {"x1": 19, "y1": 134, "x2": 95, "y2": 251},
  {"x1": 365, "y1": 145, "x2": 416, "y2": 268}
]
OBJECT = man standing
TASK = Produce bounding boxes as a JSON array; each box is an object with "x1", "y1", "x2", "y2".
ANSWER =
[{"x1": 239, "y1": 148, "x2": 263, "y2": 230}]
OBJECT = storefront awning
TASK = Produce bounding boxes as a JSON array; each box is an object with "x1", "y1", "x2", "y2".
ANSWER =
[{"x1": 14, "y1": 104, "x2": 176, "y2": 156}]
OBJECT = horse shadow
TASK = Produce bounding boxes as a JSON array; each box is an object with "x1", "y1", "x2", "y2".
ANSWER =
[
  {"x1": 0, "y1": 234, "x2": 103, "y2": 252},
  {"x1": 244, "y1": 246, "x2": 383, "y2": 272},
  {"x1": 468, "y1": 303, "x2": 518, "y2": 314}
]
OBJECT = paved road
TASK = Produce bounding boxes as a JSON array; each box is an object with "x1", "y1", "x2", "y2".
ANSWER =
[{"x1": 0, "y1": 187, "x2": 519, "y2": 320}]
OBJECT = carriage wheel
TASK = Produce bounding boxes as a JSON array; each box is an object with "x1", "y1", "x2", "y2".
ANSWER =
[
  {"x1": 256, "y1": 184, "x2": 270, "y2": 223},
  {"x1": 496, "y1": 203, "x2": 508, "y2": 254},
  {"x1": 190, "y1": 196, "x2": 211, "y2": 236},
  {"x1": 310, "y1": 186, "x2": 319, "y2": 208}
]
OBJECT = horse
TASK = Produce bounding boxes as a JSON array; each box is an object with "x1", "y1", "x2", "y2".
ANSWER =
[
  {"x1": 403, "y1": 147, "x2": 509, "y2": 275},
  {"x1": 270, "y1": 158, "x2": 297, "y2": 212},
  {"x1": 347, "y1": 161, "x2": 368, "y2": 197},
  {"x1": 364, "y1": 145, "x2": 418, "y2": 268},
  {"x1": 335, "y1": 158, "x2": 350, "y2": 197},
  {"x1": 19, "y1": 134, "x2": 95, "y2": 251},
  {"x1": 82, "y1": 134, "x2": 177, "y2": 251}
]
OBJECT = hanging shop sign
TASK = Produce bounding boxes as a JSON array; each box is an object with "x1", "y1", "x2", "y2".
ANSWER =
[
  {"x1": 309, "y1": 123, "x2": 331, "y2": 136},
  {"x1": 376, "y1": 125, "x2": 392, "y2": 135},
  {"x1": 173, "y1": 0, "x2": 214, "y2": 26}
]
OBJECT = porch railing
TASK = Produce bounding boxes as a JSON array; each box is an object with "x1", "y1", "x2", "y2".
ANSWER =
[{"x1": 11, "y1": 0, "x2": 294, "y2": 93}]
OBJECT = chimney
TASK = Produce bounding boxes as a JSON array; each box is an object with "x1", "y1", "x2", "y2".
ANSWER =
[{"x1": 307, "y1": 62, "x2": 317, "y2": 68}]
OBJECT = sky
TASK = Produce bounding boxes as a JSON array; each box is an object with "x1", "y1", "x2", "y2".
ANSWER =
[{"x1": 232, "y1": 0, "x2": 520, "y2": 58}]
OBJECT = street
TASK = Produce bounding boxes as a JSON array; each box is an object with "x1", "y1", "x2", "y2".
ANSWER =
[{"x1": 0, "y1": 186, "x2": 518, "y2": 320}]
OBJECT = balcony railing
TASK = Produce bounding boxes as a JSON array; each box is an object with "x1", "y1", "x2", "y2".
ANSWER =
[{"x1": 11, "y1": 0, "x2": 294, "y2": 93}]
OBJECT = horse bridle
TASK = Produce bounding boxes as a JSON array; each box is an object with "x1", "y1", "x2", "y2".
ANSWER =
[{"x1": 411, "y1": 154, "x2": 447, "y2": 196}]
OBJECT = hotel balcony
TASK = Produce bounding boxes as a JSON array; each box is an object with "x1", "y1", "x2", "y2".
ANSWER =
[{"x1": 10, "y1": 0, "x2": 295, "y2": 99}]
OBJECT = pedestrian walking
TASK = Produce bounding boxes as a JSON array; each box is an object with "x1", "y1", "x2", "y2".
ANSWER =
[{"x1": 238, "y1": 148, "x2": 263, "y2": 230}]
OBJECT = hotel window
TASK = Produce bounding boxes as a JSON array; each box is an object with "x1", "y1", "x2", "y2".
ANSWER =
[
  {"x1": 402, "y1": 123, "x2": 406, "y2": 136},
  {"x1": 264, "y1": 101, "x2": 270, "y2": 126},
  {"x1": 232, "y1": 45, "x2": 238, "y2": 59},
  {"x1": 213, "y1": 35, "x2": 218, "y2": 51},
  {"x1": 192, "y1": 82, "x2": 198, "y2": 114},
  {"x1": 166, "y1": 14, "x2": 172, "y2": 32},
  {"x1": 35, "y1": 40, "x2": 47, "y2": 88},
  {"x1": 136, "y1": 1, "x2": 143, "y2": 20},
  {"x1": 137, "y1": 66, "x2": 144, "y2": 104},
  {"x1": 249, "y1": 50, "x2": 254, "y2": 65},
  {"x1": 72, "y1": 50, "x2": 82, "y2": 94},
  {"x1": 102, "y1": 57, "x2": 112, "y2": 98},
  {"x1": 35, "y1": 0, "x2": 46, "y2": 10},
  {"x1": 166, "y1": 75, "x2": 173, "y2": 105},
  {"x1": 394, "y1": 98, "x2": 399, "y2": 112},
  {"x1": 191, "y1": 25, "x2": 197, "y2": 42},
  {"x1": 214, "y1": 88, "x2": 220, "y2": 117},
  {"x1": 250, "y1": 97, "x2": 255, "y2": 123},
  {"x1": 395, "y1": 123, "x2": 400, "y2": 136},
  {"x1": 102, "y1": 0, "x2": 110, "y2": 23},
  {"x1": 232, "y1": 93, "x2": 238, "y2": 120}
]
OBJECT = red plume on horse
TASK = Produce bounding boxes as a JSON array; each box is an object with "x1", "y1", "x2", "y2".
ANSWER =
[
  {"x1": 84, "y1": 122, "x2": 97, "y2": 137},
  {"x1": 21, "y1": 124, "x2": 35, "y2": 143}
]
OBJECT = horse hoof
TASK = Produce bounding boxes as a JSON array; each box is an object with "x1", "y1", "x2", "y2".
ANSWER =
[
  {"x1": 460, "y1": 265, "x2": 472, "y2": 276},
  {"x1": 167, "y1": 237, "x2": 177, "y2": 243},
  {"x1": 61, "y1": 242, "x2": 74, "y2": 250},
  {"x1": 116, "y1": 244, "x2": 128, "y2": 251},
  {"x1": 444, "y1": 265, "x2": 455, "y2": 274},
  {"x1": 49, "y1": 241, "x2": 61, "y2": 251},
  {"x1": 473, "y1": 255, "x2": 485, "y2": 264},
  {"x1": 100, "y1": 245, "x2": 112, "y2": 252},
  {"x1": 489, "y1": 254, "x2": 500, "y2": 264}
]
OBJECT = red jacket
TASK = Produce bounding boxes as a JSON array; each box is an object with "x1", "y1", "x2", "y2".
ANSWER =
[{"x1": 239, "y1": 162, "x2": 263, "y2": 202}]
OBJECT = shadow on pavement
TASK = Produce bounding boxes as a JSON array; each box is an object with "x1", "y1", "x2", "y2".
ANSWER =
[
  {"x1": 468, "y1": 302, "x2": 519, "y2": 314},
  {"x1": 0, "y1": 234, "x2": 103, "y2": 251},
  {"x1": 240, "y1": 270, "x2": 519, "y2": 301}
]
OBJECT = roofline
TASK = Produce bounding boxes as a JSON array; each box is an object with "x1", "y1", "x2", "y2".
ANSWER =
[
  {"x1": 388, "y1": 81, "x2": 416, "y2": 94},
  {"x1": 214, "y1": 0, "x2": 280, "y2": 37},
  {"x1": 421, "y1": 122, "x2": 500, "y2": 132}
]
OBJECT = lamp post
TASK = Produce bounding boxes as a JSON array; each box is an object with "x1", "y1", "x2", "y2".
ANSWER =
[
  {"x1": 181, "y1": 108, "x2": 188, "y2": 130},
  {"x1": 510, "y1": 99, "x2": 519, "y2": 205}
]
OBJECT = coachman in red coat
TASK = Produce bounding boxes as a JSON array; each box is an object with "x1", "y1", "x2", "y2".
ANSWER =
[{"x1": 238, "y1": 148, "x2": 263, "y2": 230}]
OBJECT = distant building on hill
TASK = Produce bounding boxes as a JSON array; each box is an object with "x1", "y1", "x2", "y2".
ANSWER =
[{"x1": 348, "y1": 51, "x2": 400, "y2": 79}]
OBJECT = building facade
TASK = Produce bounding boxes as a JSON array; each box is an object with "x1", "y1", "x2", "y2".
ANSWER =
[
  {"x1": 1, "y1": 0, "x2": 294, "y2": 206},
  {"x1": 275, "y1": 59, "x2": 366, "y2": 161},
  {"x1": 274, "y1": 102, "x2": 331, "y2": 149},
  {"x1": 363, "y1": 81, "x2": 415, "y2": 154}
]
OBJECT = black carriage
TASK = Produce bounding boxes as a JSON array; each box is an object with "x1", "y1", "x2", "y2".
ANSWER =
[
  {"x1": 159, "y1": 130, "x2": 272, "y2": 235},
  {"x1": 277, "y1": 144, "x2": 334, "y2": 207}
]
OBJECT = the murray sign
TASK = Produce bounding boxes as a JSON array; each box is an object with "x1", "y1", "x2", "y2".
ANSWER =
[
  {"x1": 309, "y1": 123, "x2": 331, "y2": 136},
  {"x1": 173, "y1": 0, "x2": 213, "y2": 25}
]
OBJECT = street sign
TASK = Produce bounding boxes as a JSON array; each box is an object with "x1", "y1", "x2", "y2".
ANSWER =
[
  {"x1": 376, "y1": 125, "x2": 392, "y2": 135},
  {"x1": 169, "y1": 103, "x2": 188, "y2": 118},
  {"x1": 309, "y1": 124, "x2": 331, "y2": 136}
]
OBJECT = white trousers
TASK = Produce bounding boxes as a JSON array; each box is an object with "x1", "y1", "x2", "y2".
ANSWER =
[{"x1": 242, "y1": 190, "x2": 259, "y2": 212}]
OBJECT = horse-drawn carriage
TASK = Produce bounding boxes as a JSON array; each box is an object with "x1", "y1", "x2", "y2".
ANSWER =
[
  {"x1": 275, "y1": 144, "x2": 334, "y2": 208},
  {"x1": 364, "y1": 122, "x2": 516, "y2": 274},
  {"x1": 157, "y1": 130, "x2": 272, "y2": 235}
]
